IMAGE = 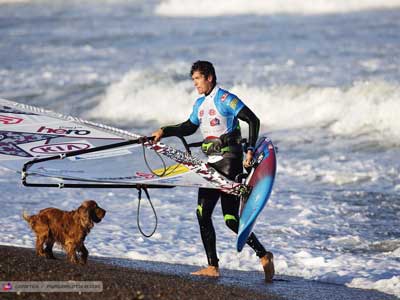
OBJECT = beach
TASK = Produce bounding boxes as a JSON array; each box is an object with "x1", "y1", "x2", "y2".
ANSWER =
[
  {"x1": 1, "y1": 245, "x2": 397, "y2": 300},
  {"x1": 0, "y1": 245, "x2": 277, "y2": 300}
]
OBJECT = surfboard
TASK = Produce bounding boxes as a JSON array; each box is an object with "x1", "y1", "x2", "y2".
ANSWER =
[{"x1": 236, "y1": 137, "x2": 277, "y2": 252}]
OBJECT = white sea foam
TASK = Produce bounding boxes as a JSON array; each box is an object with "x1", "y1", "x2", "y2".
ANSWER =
[
  {"x1": 0, "y1": 0, "x2": 29, "y2": 3},
  {"x1": 155, "y1": 0, "x2": 400, "y2": 17},
  {"x1": 230, "y1": 81, "x2": 400, "y2": 143},
  {"x1": 88, "y1": 67, "x2": 196, "y2": 125},
  {"x1": 3, "y1": 172, "x2": 400, "y2": 296},
  {"x1": 0, "y1": 0, "x2": 138, "y2": 4},
  {"x1": 89, "y1": 69, "x2": 400, "y2": 144},
  {"x1": 349, "y1": 276, "x2": 400, "y2": 297}
]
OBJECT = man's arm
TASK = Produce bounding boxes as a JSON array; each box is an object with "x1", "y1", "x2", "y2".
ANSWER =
[
  {"x1": 152, "y1": 119, "x2": 199, "y2": 143},
  {"x1": 237, "y1": 106, "x2": 260, "y2": 150},
  {"x1": 237, "y1": 106, "x2": 260, "y2": 167}
]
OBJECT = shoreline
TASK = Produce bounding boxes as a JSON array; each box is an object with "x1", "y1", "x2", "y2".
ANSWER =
[
  {"x1": 1, "y1": 245, "x2": 397, "y2": 300},
  {"x1": 0, "y1": 245, "x2": 277, "y2": 300}
]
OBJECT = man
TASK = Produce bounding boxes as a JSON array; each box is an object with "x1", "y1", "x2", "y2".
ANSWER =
[{"x1": 152, "y1": 61, "x2": 274, "y2": 282}]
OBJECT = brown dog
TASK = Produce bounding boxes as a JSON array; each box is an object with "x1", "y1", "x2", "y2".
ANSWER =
[{"x1": 23, "y1": 200, "x2": 106, "y2": 264}]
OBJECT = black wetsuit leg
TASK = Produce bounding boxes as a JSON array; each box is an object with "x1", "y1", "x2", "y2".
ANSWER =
[
  {"x1": 215, "y1": 156, "x2": 268, "y2": 258},
  {"x1": 197, "y1": 155, "x2": 267, "y2": 267},
  {"x1": 197, "y1": 187, "x2": 220, "y2": 267},
  {"x1": 220, "y1": 193, "x2": 267, "y2": 258}
]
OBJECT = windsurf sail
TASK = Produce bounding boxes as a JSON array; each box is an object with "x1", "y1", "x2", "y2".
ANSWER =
[{"x1": 0, "y1": 99, "x2": 241, "y2": 194}]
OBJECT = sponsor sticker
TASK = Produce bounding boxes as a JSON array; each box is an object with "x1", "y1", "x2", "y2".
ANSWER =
[
  {"x1": 221, "y1": 93, "x2": 228, "y2": 102},
  {"x1": 0, "y1": 115, "x2": 23, "y2": 125},
  {"x1": 135, "y1": 172, "x2": 155, "y2": 179},
  {"x1": 229, "y1": 98, "x2": 239, "y2": 110},
  {"x1": 37, "y1": 126, "x2": 90, "y2": 135},
  {"x1": 210, "y1": 118, "x2": 220, "y2": 127},
  {"x1": 257, "y1": 153, "x2": 264, "y2": 163},
  {"x1": 0, "y1": 131, "x2": 61, "y2": 158},
  {"x1": 30, "y1": 142, "x2": 91, "y2": 154}
]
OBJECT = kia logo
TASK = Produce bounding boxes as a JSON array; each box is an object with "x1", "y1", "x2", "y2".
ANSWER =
[{"x1": 30, "y1": 143, "x2": 90, "y2": 153}]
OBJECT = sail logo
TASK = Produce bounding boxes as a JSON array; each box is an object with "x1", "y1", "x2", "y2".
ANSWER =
[
  {"x1": 30, "y1": 142, "x2": 91, "y2": 154},
  {"x1": 135, "y1": 172, "x2": 155, "y2": 179},
  {"x1": 37, "y1": 126, "x2": 90, "y2": 135},
  {"x1": 0, "y1": 115, "x2": 23, "y2": 125}
]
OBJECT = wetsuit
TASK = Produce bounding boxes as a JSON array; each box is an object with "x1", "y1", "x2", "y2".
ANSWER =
[{"x1": 162, "y1": 86, "x2": 267, "y2": 267}]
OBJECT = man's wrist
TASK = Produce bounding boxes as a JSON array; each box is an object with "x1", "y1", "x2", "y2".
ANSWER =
[{"x1": 246, "y1": 146, "x2": 255, "y2": 153}]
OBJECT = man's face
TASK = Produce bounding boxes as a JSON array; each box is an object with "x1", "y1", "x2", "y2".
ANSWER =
[{"x1": 191, "y1": 71, "x2": 213, "y2": 95}]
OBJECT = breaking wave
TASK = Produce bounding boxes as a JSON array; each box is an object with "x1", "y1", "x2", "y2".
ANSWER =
[
  {"x1": 89, "y1": 68, "x2": 400, "y2": 144},
  {"x1": 155, "y1": 0, "x2": 400, "y2": 17}
]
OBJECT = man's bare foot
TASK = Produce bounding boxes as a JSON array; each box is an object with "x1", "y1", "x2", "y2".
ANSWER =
[
  {"x1": 260, "y1": 252, "x2": 275, "y2": 283},
  {"x1": 190, "y1": 266, "x2": 220, "y2": 277}
]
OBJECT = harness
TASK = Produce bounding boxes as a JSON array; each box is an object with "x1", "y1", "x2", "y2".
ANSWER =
[{"x1": 201, "y1": 129, "x2": 243, "y2": 156}]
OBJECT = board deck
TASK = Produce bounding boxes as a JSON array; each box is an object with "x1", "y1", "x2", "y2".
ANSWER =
[{"x1": 236, "y1": 137, "x2": 277, "y2": 252}]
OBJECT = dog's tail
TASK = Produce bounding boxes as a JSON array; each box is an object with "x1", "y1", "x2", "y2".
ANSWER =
[{"x1": 22, "y1": 211, "x2": 32, "y2": 223}]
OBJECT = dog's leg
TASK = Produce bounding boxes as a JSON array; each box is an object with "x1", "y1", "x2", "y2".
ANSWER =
[
  {"x1": 65, "y1": 241, "x2": 79, "y2": 264},
  {"x1": 44, "y1": 238, "x2": 56, "y2": 259},
  {"x1": 78, "y1": 244, "x2": 88, "y2": 265},
  {"x1": 35, "y1": 234, "x2": 47, "y2": 257}
]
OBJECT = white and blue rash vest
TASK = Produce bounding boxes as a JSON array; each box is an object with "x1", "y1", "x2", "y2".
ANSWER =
[
  {"x1": 161, "y1": 85, "x2": 259, "y2": 155},
  {"x1": 189, "y1": 86, "x2": 244, "y2": 140}
]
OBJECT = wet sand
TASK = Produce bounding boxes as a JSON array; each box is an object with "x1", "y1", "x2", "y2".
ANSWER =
[{"x1": 0, "y1": 245, "x2": 279, "y2": 300}]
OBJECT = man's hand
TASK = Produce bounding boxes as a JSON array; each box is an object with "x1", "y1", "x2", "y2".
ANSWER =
[
  {"x1": 151, "y1": 128, "x2": 164, "y2": 143},
  {"x1": 243, "y1": 150, "x2": 254, "y2": 168}
]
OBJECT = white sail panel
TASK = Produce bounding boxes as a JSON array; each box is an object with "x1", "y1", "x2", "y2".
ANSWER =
[{"x1": 0, "y1": 99, "x2": 241, "y2": 193}]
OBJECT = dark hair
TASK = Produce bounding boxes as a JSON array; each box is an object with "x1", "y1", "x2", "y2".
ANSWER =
[{"x1": 190, "y1": 60, "x2": 217, "y2": 85}]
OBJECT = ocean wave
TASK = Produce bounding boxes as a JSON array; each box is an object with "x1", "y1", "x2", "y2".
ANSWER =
[
  {"x1": 88, "y1": 67, "x2": 400, "y2": 144},
  {"x1": 0, "y1": 0, "x2": 137, "y2": 3},
  {"x1": 155, "y1": 0, "x2": 400, "y2": 17},
  {"x1": 0, "y1": 0, "x2": 28, "y2": 3}
]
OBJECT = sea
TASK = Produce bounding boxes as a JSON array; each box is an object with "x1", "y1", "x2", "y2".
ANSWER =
[{"x1": 0, "y1": 0, "x2": 399, "y2": 298}]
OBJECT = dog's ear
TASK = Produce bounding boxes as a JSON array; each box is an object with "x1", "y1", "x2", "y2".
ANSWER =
[
  {"x1": 81, "y1": 200, "x2": 94, "y2": 208},
  {"x1": 77, "y1": 204, "x2": 94, "y2": 230},
  {"x1": 81, "y1": 200, "x2": 99, "y2": 209}
]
